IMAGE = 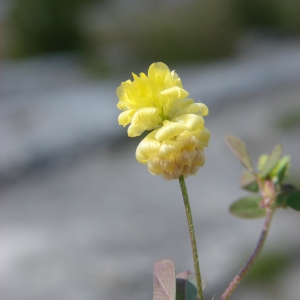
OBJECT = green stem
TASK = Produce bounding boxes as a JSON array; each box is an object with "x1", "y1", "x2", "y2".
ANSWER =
[
  {"x1": 220, "y1": 206, "x2": 275, "y2": 300},
  {"x1": 179, "y1": 175, "x2": 203, "y2": 300}
]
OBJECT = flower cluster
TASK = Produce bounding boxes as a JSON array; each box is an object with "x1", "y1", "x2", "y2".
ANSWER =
[{"x1": 116, "y1": 62, "x2": 210, "y2": 180}]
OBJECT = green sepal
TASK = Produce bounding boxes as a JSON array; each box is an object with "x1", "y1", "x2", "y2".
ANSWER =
[
  {"x1": 258, "y1": 145, "x2": 282, "y2": 179},
  {"x1": 230, "y1": 195, "x2": 265, "y2": 218},
  {"x1": 276, "y1": 189, "x2": 300, "y2": 211},
  {"x1": 240, "y1": 170, "x2": 259, "y2": 192},
  {"x1": 225, "y1": 135, "x2": 253, "y2": 171}
]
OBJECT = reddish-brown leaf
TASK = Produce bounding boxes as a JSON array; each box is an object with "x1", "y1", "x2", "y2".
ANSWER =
[{"x1": 153, "y1": 259, "x2": 176, "y2": 300}]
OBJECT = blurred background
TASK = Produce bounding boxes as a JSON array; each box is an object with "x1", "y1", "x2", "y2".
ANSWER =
[{"x1": 1, "y1": 0, "x2": 300, "y2": 299}]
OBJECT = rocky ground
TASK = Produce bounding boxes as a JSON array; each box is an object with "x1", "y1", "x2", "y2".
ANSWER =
[{"x1": 1, "y1": 39, "x2": 300, "y2": 300}]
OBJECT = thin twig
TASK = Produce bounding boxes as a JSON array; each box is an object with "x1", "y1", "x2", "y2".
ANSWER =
[{"x1": 220, "y1": 206, "x2": 275, "y2": 300}]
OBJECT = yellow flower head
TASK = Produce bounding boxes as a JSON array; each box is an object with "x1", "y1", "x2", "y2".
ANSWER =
[{"x1": 116, "y1": 62, "x2": 210, "y2": 179}]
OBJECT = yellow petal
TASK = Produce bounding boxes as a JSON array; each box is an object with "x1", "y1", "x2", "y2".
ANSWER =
[
  {"x1": 136, "y1": 131, "x2": 161, "y2": 163},
  {"x1": 148, "y1": 62, "x2": 172, "y2": 88},
  {"x1": 174, "y1": 114, "x2": 204, "y2": 131},
  {"x1": 160, "y1": 86, "x2": 189, "y2": 100},
  {"x1": 193, "y1": 150, "x2": 206, "y2": 166},
  {"x1": 198, "y1": 127, "x2": 210, "y2": 147},
  {"x1": 198, "y1": 103, "x2": 209, "y2": 116},
  {"x1": 118, "y1": 109, "x2": 136, "y2": 126},
  {"x1": 182, "y1": 103, "x2": 208, "y2": 115},
  {"x1": 128, "y1": 124, "x2": 146, "y2": 137},
  {"x1": 155, "y1": 120, "x2": 185, "y2": 141},
  {"x1": 158, "y1": 140, "x2": 182, "y2": 157},
  {"x1": 128, "y1": 107, "x2": 162, "y2": 137},
  {"x1": 170, "y1": 70, "x2": 183, "y2": 88},
  {"x1": 147, "y1": 156, "x2": 163, "y2": 175},
  {"x1": 176, "y1": 131, "x2": 199, "y2": 150},
  {"x1": 160, "y1": 159, "x2": 176, "y2": 174},
  {"x1": 164, "y1": 165, "x2": 184, "y2": 180},
  {"x1": 167, "y1": 98, "x2": 194, "y2": 118},
  {"x1": 175, "y1": 149, "x2": 197, "y2": 165}
]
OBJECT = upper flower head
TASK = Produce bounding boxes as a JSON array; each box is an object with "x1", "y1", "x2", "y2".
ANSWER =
[
  {"x1": 117, "y1": 62, "x2": 208, "y2": 137},
  {"x1": 116, "y1": 62, "x2": 210, "y2": 179}
]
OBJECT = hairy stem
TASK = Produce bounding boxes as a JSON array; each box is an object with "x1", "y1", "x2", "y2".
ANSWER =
[
  {"x1": 220, "y1": 206, "x2": 275, "y2": 300},
  {"x1": 179, "y1": 175, "x2": 203, "y2": 300}
]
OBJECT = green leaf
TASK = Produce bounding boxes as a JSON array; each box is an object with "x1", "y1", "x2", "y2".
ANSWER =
[
  {"x1": 259, "y1": 145, "x2": 282, "y2": 178},
  {"x1": 153, "y1": 259, "x2": 176, "y2": 300},
  {"x1": 286, "y1": 191, "x2": 300, "y2": 211},
  {"x1": 230, "y1": 196, "x2": 265, "y2": 218},
  {"x1": 175, "y1": 271, "x2": 207, "y2": 300},
  {"x1": 225, "y1": 135, "x2": 253, "y2": 171},
  {"x1": 244, "y1": 251, "x2": 291, "y2": 285},
  {"x1": 240, "y1": 170, "x2": 259, "y2": 192},
  {"x1": 276, "y1": 192, "x2": 286, "y2": 208},
  {"x1": 281, "y1": 183, "x2": 297, "y2": 192},
  {"x1": 272, "y1": 156, "x2": 290, "y2": 185},
  {"x1": 257, "y1": 155, "x2": 268, "y2": 172},
  {"x1": 176, "y1": 271, "x2": 198, "y2": 300},
  {"x1": 276, "y1": 190, "x2": 300, "y2": 211}
]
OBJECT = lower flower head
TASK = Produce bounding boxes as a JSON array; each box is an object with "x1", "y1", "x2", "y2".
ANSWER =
[
  {"x1": 116, "y1": 62, "x2": 210, "y2": 179},
  {"x1": 136, "y1": 115, "x2": 210, "y2": 180}
]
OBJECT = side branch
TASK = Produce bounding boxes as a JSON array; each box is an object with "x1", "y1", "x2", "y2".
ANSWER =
[{"x1": 221, "y1": 207, "x2": 275, "y2": 300}]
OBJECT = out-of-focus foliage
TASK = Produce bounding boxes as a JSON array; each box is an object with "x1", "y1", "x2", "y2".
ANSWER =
[
  {"x1": 244, "y1": 251, "x2": 291, "y2": 286},
  {"x1": 122, "y1": 1, "x2": 239, "y2": 63},
  {"x1": 95, "y1": 0, "x2": 240, "y2": 67},
  {"x1": 8, "y1": 0, "x2": 86, "y2": 58},
  {"x1": 232, "y1": 0, "x2": 300, "y2": 34},
  {"x1": 276, "y1": 109, "x2": 300, "y2": 131},
  {"x1": 82, "y1": 0, "x2": 300, "y2": 70},
  {"x1": 5, "y1": 0, "x2": 300, "y2": 63}
]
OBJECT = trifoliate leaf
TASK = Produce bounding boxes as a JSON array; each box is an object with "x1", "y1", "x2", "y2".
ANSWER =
[
  {"x1": 153, "y1": 259, "x2": 176, "y2": 300},
  {"x1": 230, "y1": 196, "x2": 265, "y2": 218},
  {"x1": 225, "y1": 135, "x2": 253, "y2": 171},
  {"x1": 240, "y1": 170, "x2": 259, "y2": 192},
  {"x1": 259, "y1": 145, "x2": 282, "y2": 178}
]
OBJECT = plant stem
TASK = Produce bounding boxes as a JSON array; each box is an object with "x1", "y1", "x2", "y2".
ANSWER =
[
  {"x1": 179, "y1": 175, "x2": 203, "y2": 300},
  {"x1": 220, "y1": 206, "x2": 275, "y2": 300}
]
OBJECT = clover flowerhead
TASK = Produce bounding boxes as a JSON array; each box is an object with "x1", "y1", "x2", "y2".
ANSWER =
[{"x1": 116, "y1": 62, "x2": 210, "y2": 180}]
